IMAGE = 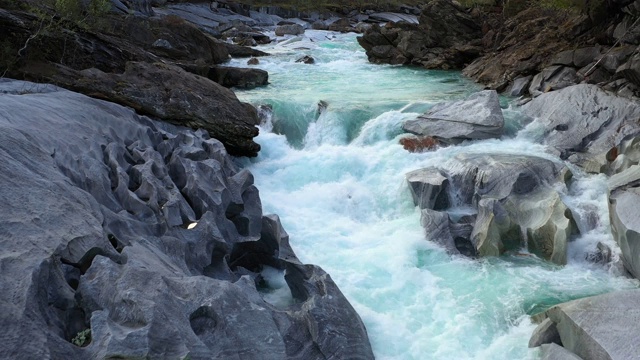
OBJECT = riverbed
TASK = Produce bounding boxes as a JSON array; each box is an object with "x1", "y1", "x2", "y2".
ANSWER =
[{"x1": 233, "y1": 31, "x2": 639, "y2": 360}]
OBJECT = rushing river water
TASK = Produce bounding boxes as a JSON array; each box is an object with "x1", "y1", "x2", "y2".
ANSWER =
[{"x1": 233, "y1": 31, "x2": 639, "y2": 359}]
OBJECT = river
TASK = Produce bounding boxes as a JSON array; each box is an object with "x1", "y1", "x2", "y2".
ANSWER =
[{"x1": 232, "y1": 31, "x2": 639, "y2": 360}]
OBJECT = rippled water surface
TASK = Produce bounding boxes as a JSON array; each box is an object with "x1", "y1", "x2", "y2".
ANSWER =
[{"x1": 233, "y1": 31, "x2": 639, "y2": 360}]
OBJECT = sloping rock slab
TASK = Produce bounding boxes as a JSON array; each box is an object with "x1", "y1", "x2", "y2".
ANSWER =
[
  {"x1": 537, "y1": 290, "x2": 640, "y2": 360},
  {"x1": 403, "y1": 90, "x2": 504, "y2": 142},
  {"x1": 28, "y1": 62, "x2": 261, "y2": 157},
  {"x1": 369, "y1": 12, "x2": 419, "y2": 24},
  {"x1": 521, "y1": 84, "x2": 640, "y2": 170},
  {"x1": 0, "y1": 79, "x2": 374, "y2": 360}
]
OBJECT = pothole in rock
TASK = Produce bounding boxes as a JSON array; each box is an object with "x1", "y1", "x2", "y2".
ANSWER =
[{"x1": 256, "y1": 266, "x2": 294, "y2": 309}]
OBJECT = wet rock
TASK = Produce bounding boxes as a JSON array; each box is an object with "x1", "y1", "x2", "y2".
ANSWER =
[
  {"x1": 403, "y1": 90, "x2": 504, "y2": 143},
  {"x1": 275, "y1": 24, "x2": 304, "y2": 36},
  {"x1": 407, "y1": 154, "x2": 576, "y2": 264},
  {"x1": 609, "y1": 186, "x2": 640, "y2": 279},
  {"x1": 399, "y1": 135, "x2": 441, "y2": 153},
  {"x1": 247, "y1": 57, "x2": 259, "y2": 65},
  {"x1": 617, "y1": 51, "x2": 640, "y2": 87},
  {"x1": 295, "y1": 55, "x2": 315, "y2": 64},
  {"x1": 532, "y1": 290, "x2": 640, "y2": 360},
  {"x1": 207, "y1": 66, "x2": 269, "y2": 89},
  {"x1": 406, "y1": 168, "x2": 450, "y2": 211},
  {"x1": 0, "y1": 79, "x2": 375, "y2": 360},
  {"x1": 226, "y1": 43, "x2": 270, "y2": 58},
  {"x1": 357, "y1": 0, "x2": 482, "y2": 68},
  {"x1": 529, "y1": 318, "x2": 562, "y2": 348},
  {"x1": 327, "y1": 18, "x2": 352, "y2": 33},
  {"x1": 539, "y1": 343, "x2": 583, "y2": 360},
  {"x1": 521, "y1": 84, "x2": 640, "y2": 170},
  {"x1": 509, "y1": 76, "x2": 532, "y2": 97}
]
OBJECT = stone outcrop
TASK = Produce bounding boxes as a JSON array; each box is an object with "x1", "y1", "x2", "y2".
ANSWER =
[
  {"x1": 403, "y1": 90, "x2": 505, "y2": 143},
  {"x1": 275, "y1": 24, "x2": 305, "y2": 36},
  {"x1": 407, "y1": 154, "x2": 576, "y2": 264},
  {"x1": 0, "y1": 79, "x2": 375, "y2": 360},
  {"x1": 26, "y1": 61, "x2": 261, "y2": 157},
  {"x1": 356, "y1": 0, "x2": 483, "y2": 68},
  {"x1": 521, "y1": 84, "x2": 640, "y2": 172},
  {"x1": 529, "y1": 289, "x2": 640, "y2": 360},
  {"x1": 609, "y1": 185, "x2": 640, "y2": 279},
  {"x1": 206, "y1": 66, "x2": 269, "y2": 89}
]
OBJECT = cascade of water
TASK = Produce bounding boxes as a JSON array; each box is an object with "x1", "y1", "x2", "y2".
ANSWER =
[{"x1": 234, "y1": 31, "x2": 639, "y2": 360}]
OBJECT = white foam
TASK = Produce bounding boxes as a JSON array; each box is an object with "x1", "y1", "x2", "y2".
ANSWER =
[{"x1": 238, "y1": 32, "x2": 640, "y2": 359}]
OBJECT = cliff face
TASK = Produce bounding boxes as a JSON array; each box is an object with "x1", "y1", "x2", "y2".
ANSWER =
[
  {"x1": 0, "y1": 79, "x2": 374, "y2": 359},
  {"x1": 357, "y1": 0, "x2": 640, "y2": 99}
]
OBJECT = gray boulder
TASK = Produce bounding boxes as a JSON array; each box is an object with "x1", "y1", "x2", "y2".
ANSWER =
[
  {"x1": 407, "y1": 154, "x2": 576, "y2": 264},
  {"x1": 531, "y1": 290, "x2": 640, "y2": 360},
  {"x1": 403, "y1": 90, "x2": 505, "y2": 143},
  {"x1": 275, "y1": 24, "x2": 304, "y2": 36},
  {"x1": 529, "y1": 318, "x2": 562, "y2": 348},
  {"x1": 0, "y1": 79, "x2": 374, "y2": 360},
  {"x1": 521, "y1": 84, "x2": 640, "y2": 172},
  {"x1": 609, "y1": 186, "x2": 640, "y2": 279},
  {"x1": 539, "y1": 343, "x2": 584, "y2": 360}
]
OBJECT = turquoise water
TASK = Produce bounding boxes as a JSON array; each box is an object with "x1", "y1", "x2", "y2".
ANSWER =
[{"x1": 234, "y1": 31, "x2": 639, "y2": 360}]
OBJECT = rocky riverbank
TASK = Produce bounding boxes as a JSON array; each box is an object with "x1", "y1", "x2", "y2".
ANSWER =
[{"x1": 356, "y1": 1, "x2": 640, "y2": 358}]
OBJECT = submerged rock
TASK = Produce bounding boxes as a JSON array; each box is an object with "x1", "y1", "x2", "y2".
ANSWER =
[
  {"x1": 530, "y1": 290, "x2": 640, "y2": 360},
  {"x1": 295, "y1": 55, "x2": 315, "y2": 64},
  {"x1": 403, "y1": 90, "x2": 504, "y2": 143},
  {"x1": 0, "y1": 79, "x2": 375, "y2": 360},
  {"x1": 407, "y1": 154, "x2": 576, "y2": 264}
]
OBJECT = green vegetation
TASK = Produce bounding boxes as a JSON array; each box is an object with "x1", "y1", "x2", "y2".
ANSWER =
[{"x1": 71, "y1": 329, "x2": 91, "y2": 347}]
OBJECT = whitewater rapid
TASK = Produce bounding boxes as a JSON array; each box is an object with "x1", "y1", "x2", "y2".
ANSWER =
[{"x1": 233, "y1": 31, "x2": 639, "y2": 359}]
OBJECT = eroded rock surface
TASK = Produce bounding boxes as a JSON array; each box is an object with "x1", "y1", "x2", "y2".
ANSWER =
[
  {"x1": 407, "y1": 154, "x2": 576, "y2": 264},
  {"x1": 530, "y1": 290, "x2": 640, "y2": 360},
  {"x1": 0, "y1": 79, "x2": 374, "y2": 360},
  {"x1": 521, "y1": 84, "x2": 640, "y2": 172},
  {"x1": 403, "y1": 90, "x2": 504, "y2": 143}
]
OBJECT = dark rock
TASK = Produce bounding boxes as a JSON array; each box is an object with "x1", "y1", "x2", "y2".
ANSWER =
[
  {"x1": 312, "y1": 20, "x2": 328, "y2": 30},
  {"x1": 225, "y1": 43, "x2": 270, "y2": 58},
  {"x1": 27, "y1": 62, "x2": 261, "y2": 157},
  {"x1": 509, "y1": 76, "x2": 532, "y2": 97},
  {"x1": 295, "y1": 55, "x2": 315, "y2": 64},
  {"x1": 154, "y1": 3, "x2": 257, "y2": 35},
  {"x1": 573, "y1": 47, "x2": 601, "y2": 68},
  {"x1": 207, "y1": 66, "x2": 269, "y2": 89},
  {"x1": 275, "y1": 24, "x2": 304, "y2": 36},
  {"x1": 617, "y1": 51, "x2": 640, "y2": 87},
  {"x1": 0, "y1": 79, "x2": 375, "y2": 360},
  {"x1": 247, "y1": 57, "x2": 260, "y2": 65},
  {"x1": 599, "y1": 45, "x2": 635, "y2": 72},
  {"x1": 327, "y1": 17, "x2": 352, "y2": 33},
  {"x1": 357, "y1": 0, "x2": 482, "y2": 68},
  {"x1": 403, "y1": 90, "x2": 504, "y2": 143}
]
